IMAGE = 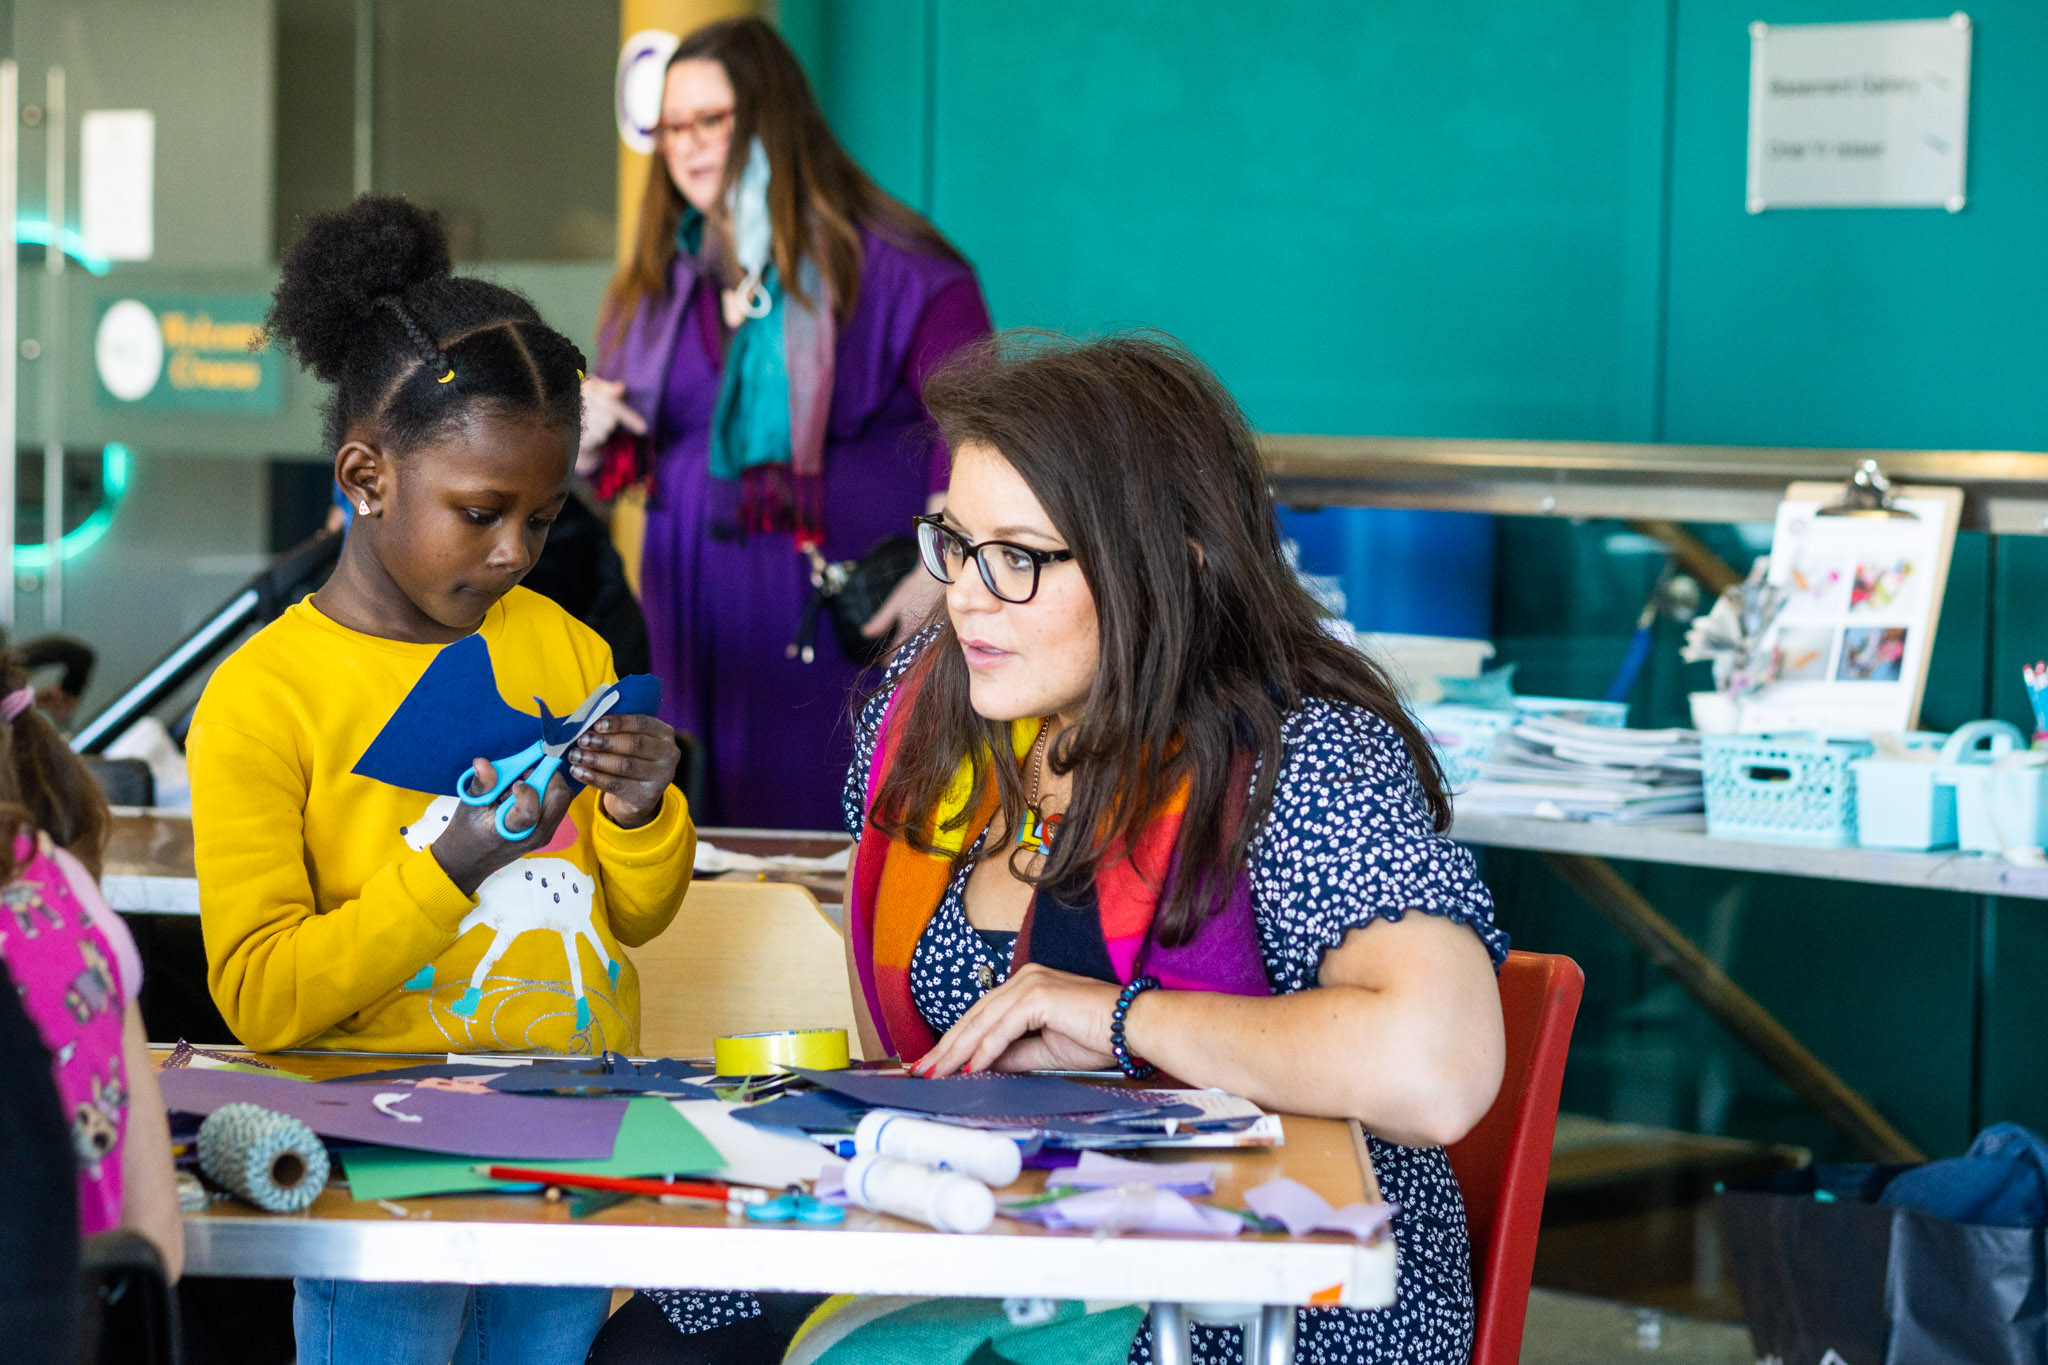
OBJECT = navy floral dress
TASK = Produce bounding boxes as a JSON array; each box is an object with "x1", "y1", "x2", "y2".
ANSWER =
[{"x1": 653, "y1": 646, "x2": 1509, "y2": 1365}]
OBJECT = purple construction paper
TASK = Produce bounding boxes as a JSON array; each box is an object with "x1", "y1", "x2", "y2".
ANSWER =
[
  {"x1": 1064, "y1": 1151, "x2": 1217, "y2": 1195},
  {"x1": 159, "y1": 1067, "x2": 626, "y2": 1160},
  {"x1": 320, "y1": 1063, "x2": 515, "y2": 1086},
  {"x1": 1244, "y1": 1177, "x2": 1399, "y2": 1242},
  {"x1": 1011, "y1": 1187, "x2": 1241, "y2": 1237},
  {"x1": 790, "y1": 1068, "x2": 1163, "y2": 1118}
]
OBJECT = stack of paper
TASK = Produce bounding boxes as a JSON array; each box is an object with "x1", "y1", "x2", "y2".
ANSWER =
[{"x1": 1458, "y1": 716, "x2": 1703, "y2": 824}]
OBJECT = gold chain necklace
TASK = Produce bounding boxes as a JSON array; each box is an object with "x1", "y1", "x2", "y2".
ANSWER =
[{"x1": 1017, "y1": 719, "x2": 1062, "y2": 855}]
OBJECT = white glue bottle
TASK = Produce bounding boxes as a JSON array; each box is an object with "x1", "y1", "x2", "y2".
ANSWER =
[
  {"x1": 843, "y1": 1152, "x2": 996, "y2": 1234},
  {"x1": 853, "y1": 1110, "x2": 1023, "y2": 1188}
]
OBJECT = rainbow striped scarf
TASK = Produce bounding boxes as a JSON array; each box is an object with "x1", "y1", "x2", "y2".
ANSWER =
[{"x1": 848, "y1": 657, "x2": 1270, "y2": 1062}]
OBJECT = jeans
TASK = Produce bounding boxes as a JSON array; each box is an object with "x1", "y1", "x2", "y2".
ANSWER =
[{"x1": 292, "y1": 1278, "x2": 612, "y2": 1365}]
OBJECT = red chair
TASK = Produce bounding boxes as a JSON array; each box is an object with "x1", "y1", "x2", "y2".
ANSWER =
[{"x1": 1445, "y1": 950, "x2": 1585, "y2": 1365}]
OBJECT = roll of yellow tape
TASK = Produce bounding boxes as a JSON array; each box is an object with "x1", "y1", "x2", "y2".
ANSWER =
[{"x1": 713, "y1": 1027, "x2": 850, "y2": 1076}]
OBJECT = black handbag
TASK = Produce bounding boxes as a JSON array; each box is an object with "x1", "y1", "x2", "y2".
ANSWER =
[{"x1": 789, "y1": 535, "x2": 923, "y2": 667}]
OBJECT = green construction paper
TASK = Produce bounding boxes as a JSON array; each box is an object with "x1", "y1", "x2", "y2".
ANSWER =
[{"x1": 339, "y1": 1097, "x2": 723, "y2": 1201}]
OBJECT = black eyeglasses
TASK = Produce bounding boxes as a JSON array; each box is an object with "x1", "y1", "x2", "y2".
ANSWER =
[{"x1": 914, "y1": 514, "x2": 1075, "y2": 605}]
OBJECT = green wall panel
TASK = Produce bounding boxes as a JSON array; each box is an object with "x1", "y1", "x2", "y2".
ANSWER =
[
  {"x1": 1662, "y1": 0, "x2": 2048, "y2": 451},
  {"x1": 914, "y1": 1, "x2": 1670, "y2": 439}
]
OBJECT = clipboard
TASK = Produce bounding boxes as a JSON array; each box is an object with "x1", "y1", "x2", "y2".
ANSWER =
[{"x1": 1740, "y1": 473, "x2": 1962, "y2": 737}]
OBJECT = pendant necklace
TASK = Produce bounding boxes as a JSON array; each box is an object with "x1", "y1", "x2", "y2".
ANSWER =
[{"x1": 1017, "y1": 719, "x2": 1062, "y2": 856}]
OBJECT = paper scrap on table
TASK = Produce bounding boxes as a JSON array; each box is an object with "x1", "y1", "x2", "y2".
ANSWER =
[
  {"x1": 673, "y1": 1099, "x2": 836, "y2": 1189},
  {"x1": 339, "y1": 1097, "x2": 724, "y2": 1201},
  {"x1": 1063, "y1": 1151, "x2": 1216, "y2": 1195},
  {"x1": 791, "y1": 1068, "x2": 1165, "y2": 1118},
  {"x1": 694, "y1": 840, "x2": 850, "y2": 876},
  {"x1": 1245, "y1": 1177, "x2": 1397, "y2": 1241},
  {"x1": 159, "y1": 1066, "x2": 627, "y2": 1161},
  {"x1": 728, "y1": 1088, "x2": 866, "y2": 1134},
  {"x1": 486, "y1": 1064, "x2": 713, "y2": 1097},
  {"x1": 1009, "y1": 1186, "x2": 1241, "y2": 1237}
]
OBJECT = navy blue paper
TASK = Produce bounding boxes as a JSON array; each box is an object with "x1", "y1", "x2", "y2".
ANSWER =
[
  {"x1": 352, "y1": 633, "x2": 662, "y2": 796},
  {"x1": 788, "y1": 1068, "x2": 1164, "y2": 1118},
  {"x1": 731, "y1": 1089, "x2": 868, "y2": 1134}
]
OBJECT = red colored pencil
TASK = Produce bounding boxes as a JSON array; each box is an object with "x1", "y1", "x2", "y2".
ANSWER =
[{"x1": 478, "y1": 1166, "x2": 765, "y2": 1203}]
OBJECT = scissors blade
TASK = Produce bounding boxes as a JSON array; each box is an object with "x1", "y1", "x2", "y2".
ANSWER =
[{"x1": 541, "y1": 686, "x2": 624, "y2": 758}]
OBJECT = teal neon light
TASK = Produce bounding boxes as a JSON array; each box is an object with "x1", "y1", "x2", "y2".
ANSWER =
[
  {"x1": 13, "y1": 443, "x2": 130, "y2": 570},
  {"x1": 12, "y1": 219, "x2": 112, "y2": 276}
]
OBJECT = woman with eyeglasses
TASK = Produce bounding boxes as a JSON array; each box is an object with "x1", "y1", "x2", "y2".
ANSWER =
[
  {"x1": 585, "y1": 16, "x2": 989, "y2": 828},
  {"x1": 596, "y1": 332, "x2": 1509, "y2": 1365}
]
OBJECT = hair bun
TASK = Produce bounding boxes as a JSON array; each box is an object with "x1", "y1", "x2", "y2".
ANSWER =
[{"x1": 267, "y1": 195, "x2": 453, "y2": 383}]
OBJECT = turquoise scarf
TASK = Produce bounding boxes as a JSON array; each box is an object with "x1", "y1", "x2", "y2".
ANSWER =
[{"x1": 681, "y1": 138, "x2": 838, "y2": 545}]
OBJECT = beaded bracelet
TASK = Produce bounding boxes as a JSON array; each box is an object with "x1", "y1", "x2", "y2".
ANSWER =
[{"x1": 1109, "y1": 976, "x2": 1161, "y2": 1080}]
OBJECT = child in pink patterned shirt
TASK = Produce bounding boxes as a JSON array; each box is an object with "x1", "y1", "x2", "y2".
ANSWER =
[{"x1": 0, "y1": 661, "x2": 180, "y2": 1274}]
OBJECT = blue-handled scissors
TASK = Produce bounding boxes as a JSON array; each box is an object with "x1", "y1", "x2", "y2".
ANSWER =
[{"x1": 458, "y1": 682, "x2": 624, "y2": 839}]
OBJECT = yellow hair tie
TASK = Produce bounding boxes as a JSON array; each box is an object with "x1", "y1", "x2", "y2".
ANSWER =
[
  {"x1": 437, "y1": 368, "x2": 455, "y2": 384},
  {"x1": 576, "y1": 368, "x2": 585, "y2": 380}
]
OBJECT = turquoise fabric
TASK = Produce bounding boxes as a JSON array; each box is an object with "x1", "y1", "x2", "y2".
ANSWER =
[{"x1": 677, "y1": 210, "x2": 797, "y2": 484}]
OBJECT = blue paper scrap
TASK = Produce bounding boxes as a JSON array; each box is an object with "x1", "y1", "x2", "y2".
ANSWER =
[
  {"x1": 788, "y1": 1068, "x2": 1167, "y2": 1118},
  {"x1": 353, "y1": 633, "x2": 662, "y2": 797}
]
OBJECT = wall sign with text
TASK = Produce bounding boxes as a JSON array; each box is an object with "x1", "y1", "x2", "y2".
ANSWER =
[
  {"x1": 93, "y1": 295, "x2": 282, "y2": 413},
  {"x1": 1747, "y1": 14, "x2": 1972, "y2": 213}
]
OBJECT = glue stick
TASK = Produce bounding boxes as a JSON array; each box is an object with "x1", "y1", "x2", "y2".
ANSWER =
[
  {"x1": 844, "y1": 1152, "x2": 995, "y2": 1234},
  {"x1": 853, "y1": 1110, "x2": 1023, "y2": 1188}
]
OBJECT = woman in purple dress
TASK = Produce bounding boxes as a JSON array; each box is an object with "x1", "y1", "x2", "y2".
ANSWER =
[{"x1": 584, "y1": 17, "x2": 991, "y2": 830}]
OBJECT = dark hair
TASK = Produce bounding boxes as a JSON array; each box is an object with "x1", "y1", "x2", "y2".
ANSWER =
[
  {"x1": 602, "y1": 16, "x2": 964, "y2": 345},
  {"x1": 871, "y1": 331, "x2": 1451, "y2": 946},
  {"x1": 269, "y1": 195, "x2": 586, "y2": 456},
  {"x1": 0, "y1": 652, "x2": 109, "y2": 883}
]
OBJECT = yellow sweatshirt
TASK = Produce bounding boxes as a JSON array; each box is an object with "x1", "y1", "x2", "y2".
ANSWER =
[{"x1": 188, "y1": 587, "x2": 693, "y2": 1055}]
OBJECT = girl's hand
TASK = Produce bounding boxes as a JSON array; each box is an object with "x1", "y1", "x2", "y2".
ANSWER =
[
  {"x1": 577, "y1": 376, "x2": 647, "y2": 471},
  {"x1": 861, "y1": 570, "x2": 946, "y2": 650},
  {"x1": 572, "y1": 713, "x2": 681, "y2": 828},
  {"x1": 914, "y1": 964, "x2": 1123, "y2": 1077},
  {"x1": 432, "y1": 759, "x2": 576, "y2": 897}
]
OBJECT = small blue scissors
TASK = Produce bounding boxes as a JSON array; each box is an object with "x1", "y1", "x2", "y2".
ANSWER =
[{"x1": 458, "y1": 682, "x2": 624, "y2": 839}]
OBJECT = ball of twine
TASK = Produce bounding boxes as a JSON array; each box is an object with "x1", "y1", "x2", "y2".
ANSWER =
[{"x1": 196, "y1": 1103, "x2": 331, "y2": 1213}]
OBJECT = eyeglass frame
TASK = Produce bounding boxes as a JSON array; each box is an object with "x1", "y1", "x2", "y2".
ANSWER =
[
  {"x1": 646, "y1": 107, "x2": 735, "y2": 147},
  {"x1": 913, "y1": 513, "x2": 1076, "y2": 605}
]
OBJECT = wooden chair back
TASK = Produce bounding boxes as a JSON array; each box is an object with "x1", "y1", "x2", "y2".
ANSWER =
[{"x1": 629, "y1": 880, "x2": 865, "y2": 1060}]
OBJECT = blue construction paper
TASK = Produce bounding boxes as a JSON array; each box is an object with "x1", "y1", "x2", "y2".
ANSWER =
[
  {"x1": 731, "y1": 1089, "x2": 868, "y2": 1134},
  {"x1": 788, "y1": 1068, "x2": 1167, "y2": 1118},
  {"x1": 487, "y1": 1065, "x2": 712, "y2": 1096},
  {"x1": 351, "y1": 633, "x2": 663, "y2": 797}
]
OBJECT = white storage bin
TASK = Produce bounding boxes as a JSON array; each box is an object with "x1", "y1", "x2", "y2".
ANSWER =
[
  {"x1": 1940, "y1": 722, "x2": 2048, "y2": 856},
  {"x1": 1850, "y1": 732, "x2": 1955, "y2": 851}
]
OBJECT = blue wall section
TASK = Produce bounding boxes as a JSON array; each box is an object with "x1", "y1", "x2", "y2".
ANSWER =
[{"x1": 789, "y1": 0, "x2": 2048, "y2": 1158}]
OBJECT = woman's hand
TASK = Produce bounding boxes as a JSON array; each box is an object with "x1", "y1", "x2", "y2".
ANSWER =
[
  {"x1": 431, "y1": 760, "x2": 577, "y2": 896},
  {"x1": 914, "y1": 963, "x2": 1123, "y2": 1076},
  {"x1": 862, "y1": 570, "x2": 946, "y2": 650},
  {"x1": 571, "y1": 713, "x2": 681, "y2": 828},
  {"x1": 578, "y1": 376, "x2": 647, "y2": 473}
]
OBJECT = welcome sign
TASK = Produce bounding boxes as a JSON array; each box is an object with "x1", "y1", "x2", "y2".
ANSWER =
[{"x1": 94, "y1": 293, "x2": 283, "y2": 413}]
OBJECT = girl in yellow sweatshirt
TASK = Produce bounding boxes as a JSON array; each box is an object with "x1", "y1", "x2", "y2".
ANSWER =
[{"x1": 187, "y1": 195, "x2": 691, "y2": 1365}]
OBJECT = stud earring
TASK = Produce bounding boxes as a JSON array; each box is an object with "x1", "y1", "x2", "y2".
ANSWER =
[{"x1": 358, "y1": 502, "x2": 370, "y2": 516}]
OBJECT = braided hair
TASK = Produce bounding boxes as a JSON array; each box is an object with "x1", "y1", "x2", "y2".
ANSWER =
[{"x1": 267, "y1": 195, "x2": 585, "y2": 457}]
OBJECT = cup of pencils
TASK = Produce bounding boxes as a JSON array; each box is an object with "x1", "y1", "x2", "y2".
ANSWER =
[{"x1": 2024, "y1": 662, "x2": 2048, "y2": 748}]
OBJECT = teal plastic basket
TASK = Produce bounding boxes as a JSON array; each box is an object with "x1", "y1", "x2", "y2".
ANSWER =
[{"x1": 1703, "y1": 734, "x2": 1874, "y2": 847}]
